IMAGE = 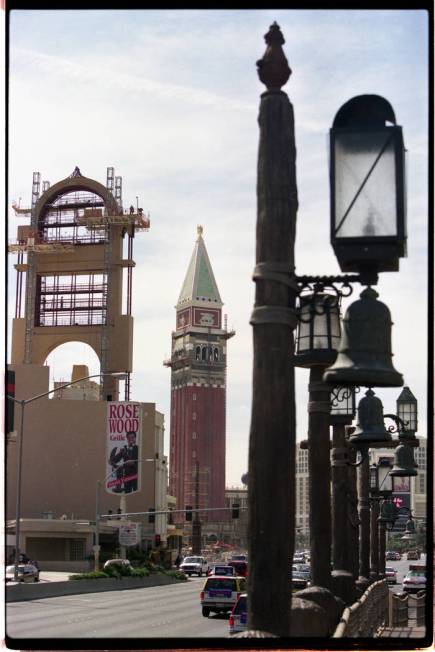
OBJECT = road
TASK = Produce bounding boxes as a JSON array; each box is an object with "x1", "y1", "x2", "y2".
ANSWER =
[
  {"x1": 6, "y1": 576, "x2": 231, "y2": 640},
  {"x1": 386, "y1": 553, "x2": 426, "y2": 594}
]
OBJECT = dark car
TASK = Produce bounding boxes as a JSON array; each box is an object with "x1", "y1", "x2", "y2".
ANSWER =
[
  {"x1": 291, "y1": 564, "x2": 311, "y2": 590},
  {"x1": 227, "y1": 560, "x2": 248, "y2": 577}
]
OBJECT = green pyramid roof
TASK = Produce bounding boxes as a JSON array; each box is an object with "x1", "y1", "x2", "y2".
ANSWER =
[{"x1": 177, "y1": 226, "x2": 222, "y2": 307}]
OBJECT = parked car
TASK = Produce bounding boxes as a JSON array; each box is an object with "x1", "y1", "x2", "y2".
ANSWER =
[
  {"x1": 200, "y1": 575, "x2": 247, "y2": 617},
  {"x1": 227, "y1": 560, "x2": 248, "y2": 577},
  {"x1": 229, "y1": 593, "x2": 247, "y2": 635},
  {"x1": 406, "y1": 550, "x2": 420, "y2": 560},
  {"x1": 402, "y1": 566, "x2": 426, "y2": 593},
  {"x1": 180, "y1": 556, "x2": 209, "y2": 577},
  {"x1": 208, "y1": 564, "x2": 235, "y2": 576},
  {"x1": 293, "y1": 553, "x2": 306, "y2": 564},
  {"x1": 386, "y1": 551, "x2": 398, "y2": 561},
  {"x1": 6, "y1": 563, "x2": 40, "y2": 583},
  {"x1": 384, "y1": 566, "x2": 397, "y2": 584}
]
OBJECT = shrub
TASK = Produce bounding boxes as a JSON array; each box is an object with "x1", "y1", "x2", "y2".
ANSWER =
[
  {"x1": 69, "y1": 571, "x2": 109, "y2": 580},
  {"x1": 130, "y1": 567, "x2": 150, "y2": 578},
  {"x1": 163, "y1": 570, "x2": 188, "y2": 581}
]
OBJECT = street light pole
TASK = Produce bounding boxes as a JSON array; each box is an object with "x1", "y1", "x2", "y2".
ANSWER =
[
  {"x1": 8, "y1": 371, "x2": 125, "y2": 581},
  {"x1": 248, "y1": 22, "x2": 298, "y2": 637}
]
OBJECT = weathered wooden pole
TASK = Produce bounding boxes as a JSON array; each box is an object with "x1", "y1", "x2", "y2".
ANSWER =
[
  {"x1": 307, "y1": 366, "x2": 332, "y2": 590},
  {"x1": 356, "y1": 453, "x2": 371, "y2": 592},
  {"x1": 247, "y1": 22, "x2": 298, "y2": 636},
  {"x1": 370, "y1": 496, "x2": 380, "y2": 579}
]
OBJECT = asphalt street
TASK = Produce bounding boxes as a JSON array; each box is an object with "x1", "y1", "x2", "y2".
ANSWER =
[{"x1": 6, "y1": 576, "x2": 230, "y2": 640}]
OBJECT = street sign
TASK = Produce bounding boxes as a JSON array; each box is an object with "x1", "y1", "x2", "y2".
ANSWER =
[{"x1": 119, "y1": 522, "x2": 140, "y2": 546}]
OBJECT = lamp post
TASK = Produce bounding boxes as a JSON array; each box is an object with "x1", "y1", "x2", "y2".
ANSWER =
[
  {"x1": 294, "y1": 291, "x2": 341, "y2": 592},
  {"x1": 94, "y1": 456, "x2": 155, "y2": 570},
  {"x1": 369, "y1": 458, "x2": 393, "y2": 579},
  {"x1": 248, "y1": 24, "x2": 407, "y2": 636},
  {"x1": 330, "y1": 386, "x2": 357, "y2": 602},
  {"x1": 8, "y1": 371, "x2": 126, "y2": 581}
]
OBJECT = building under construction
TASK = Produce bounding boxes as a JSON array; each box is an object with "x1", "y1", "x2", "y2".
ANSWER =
[{"x1": 9, "y1": 166, "x2": 150, "y2": 400}]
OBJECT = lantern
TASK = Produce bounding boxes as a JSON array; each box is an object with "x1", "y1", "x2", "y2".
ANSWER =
[
  {"x1": 330, "y1": 94, "x2": 407, "y2": 280},
  {"x1": 294, "y1": 292, "x2": 341, "y2": 368},
  {"x1": 396, "y1": 386, "x2": 418, "y2": 434}
]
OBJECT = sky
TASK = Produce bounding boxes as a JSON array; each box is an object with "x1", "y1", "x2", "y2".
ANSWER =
[{"x1": 7, "y1": 9, "x2": 430, "y2": 488}]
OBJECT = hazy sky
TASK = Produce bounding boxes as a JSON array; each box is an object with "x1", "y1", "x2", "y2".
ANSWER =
[{"x1": 7, "y1": 9, "x2": 429, "y2": 487}]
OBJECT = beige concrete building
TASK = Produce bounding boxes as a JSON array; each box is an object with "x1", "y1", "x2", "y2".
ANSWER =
[{"x1": 6, "y1": 168, "x2": 183, "y2": 570}]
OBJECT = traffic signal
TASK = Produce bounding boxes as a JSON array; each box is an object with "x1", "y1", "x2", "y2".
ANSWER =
[
  {"x1": 232, "y1": 503, "x2": 240, "y2": 519},
  {"x1": 155, "y1": 534, "x2": 161, "y2": 547},
  {"x1": 148, "y1": 507, "x2": 155, "y2": 523},
  {"x1": 185, "y1": 505, "x2": 193, "y2": 521},
  {"x1": 6, "y1": 369, "x2": 15, "y2": 434}
]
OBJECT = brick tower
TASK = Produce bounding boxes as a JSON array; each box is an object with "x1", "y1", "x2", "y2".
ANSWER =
[{"x1": 166, "y1": 226, "x2": 234, "y2": 523}]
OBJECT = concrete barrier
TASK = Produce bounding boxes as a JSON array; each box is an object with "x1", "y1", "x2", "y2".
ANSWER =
[{"x1": 6, "y1": 573, "x2": 183, "y2": 602}]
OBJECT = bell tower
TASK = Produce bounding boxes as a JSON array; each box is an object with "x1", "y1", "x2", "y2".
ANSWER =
[{"x1": 165, "y1": 226, "x2": 234, "y2": 522}]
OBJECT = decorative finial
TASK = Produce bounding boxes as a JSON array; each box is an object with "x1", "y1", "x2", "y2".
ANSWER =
[
  {"x1": 70, "y1": 166, "x2": 82, "y2": 178},
  {"x1": 197, "y1": 225, "x2": 203, "y2": 237},
  {"x1": 256, "y1": 22, "x2": 291, "y2": 91}
]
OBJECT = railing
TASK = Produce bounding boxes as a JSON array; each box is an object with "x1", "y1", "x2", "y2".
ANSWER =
[
  {"x1": 388, "y1": 591, "x2": 408, "y2": 627},
  {"x1": 333, "y1": 579, "x2": 389, "y2": 637},
  {"x1": 408, "y1": 590, "x2": 425, "y2": 626}
]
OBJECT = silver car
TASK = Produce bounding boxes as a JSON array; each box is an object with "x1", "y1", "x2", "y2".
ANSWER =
[{"x1": 6, "y1": 564, "x2": 40, "y2": 583}]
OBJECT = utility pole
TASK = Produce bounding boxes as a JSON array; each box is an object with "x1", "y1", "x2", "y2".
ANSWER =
[
  {"x1": 192, "y1": 460, "x2": 202, "y2": 554},
  {"x1": 248, "y1": 22, "x2": 298, "y2": 637}
]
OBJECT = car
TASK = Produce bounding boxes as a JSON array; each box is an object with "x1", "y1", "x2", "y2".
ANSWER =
[
  {"x1": 402, "y1": 566, "x2": 426, "y2": 593},
  {"x1": 384, "y1": 566, "x2": 397, "y2": 584},
  {"x1": 291, "y1": 564, "x2": 311, "y2": 590},
  {"x1": 385, "y1": 551, "x2": 396, "y2": 561},
  {"x1": 406, "y1": 550, "x2": 420, "y2": 560},
  {"x1": 6, "y1": 563, "x2": 40, "y2": 583},
  {"x1": 208, "y1": 564, "x2": 235, "y2": 576},
  {"x1": 293, "y1": 553, "x2": 306, "y2": 564},
  {"x1": 200, "y1": 575, "x2": 247, "y2": 617},
  {"x1": 229, "y1": 593, "x2": 247, "y2": 635},
  {"x1": 228, "y1": 554, "x2": 248, "y2": 562},
  {"x1": 227, "y1": 560, "x2": 248, "y2": 577},
  {"x1": 103, "y1": 558, "x2": 132, "y2": 571},
  {"x1": 180, "y1": 555, "x2": 209, "y2": 577}
]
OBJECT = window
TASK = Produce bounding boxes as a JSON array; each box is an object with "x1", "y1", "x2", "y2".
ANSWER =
[
  {"x1": 214, "y1": 347, "x2": 219, "y2": 361},
  {"x1": 192, "y1": 412, "x2": 197, "y2": 420},
  {"x1": 69, "y1": 539, "x2": 86, "y2": 561},
  {"x1": 195, "y1": 346, "x2": 201, "y2": 360},
  {"x1": 201, "y1": 347, "x2": 207, "y2": 361},
  {"x1": 192, "y1": 432, "x2": 197, "y2": 439},
  {"x1": 193, "y1": 393, "x2": 197, "y2": 401}
]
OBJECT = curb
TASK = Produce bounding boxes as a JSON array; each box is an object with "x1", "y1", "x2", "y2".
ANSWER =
[{"x1": 6, "y1": 574, "x2": 183, "y2": 602}]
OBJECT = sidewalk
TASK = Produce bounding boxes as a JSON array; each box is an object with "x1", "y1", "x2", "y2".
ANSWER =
[{"x1": 378, "y1": 625, "x2": 426, "y2": 638}]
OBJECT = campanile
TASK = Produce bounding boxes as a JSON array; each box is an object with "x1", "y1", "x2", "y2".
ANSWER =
[{"x1": 166, "y1": 226, "x2": 234, "y2": 522}]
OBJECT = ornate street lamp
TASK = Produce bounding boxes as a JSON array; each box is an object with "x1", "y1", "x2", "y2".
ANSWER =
[
  {"x1": 295, "y1": 291, "x2": 341, "y2": 367},
  {"x1": 330, "y1": 94, "x2": 407, "y2": 283},
  {"x1": 330, "y1": 386, "x2": 357, "y2": 423},
  {"x1": 369, "y1": 458, "x2": 393, "y2": 496},
  {"x1": 396, "y1": 386, "x2": 418, "y2": 434}
]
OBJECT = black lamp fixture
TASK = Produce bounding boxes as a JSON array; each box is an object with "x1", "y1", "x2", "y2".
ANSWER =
[
  {"x1": 330, "y1": 385, "x2": 357, "y2": 424},
  {"x1": 329, "y1": 94, "x2": 407, "y2": 283},
  {"x1": 378, "y1": 498, "x2": 398, "y2": 531},
  {"x1": 294, "y1": 291, "x2": 341, "y2": 368},
  {"x1": 369, "y1": 457, "x2": 393, "y2": 496},
  {"x1": 396, "y1": 385, "x2": 418, "y2": 435}
]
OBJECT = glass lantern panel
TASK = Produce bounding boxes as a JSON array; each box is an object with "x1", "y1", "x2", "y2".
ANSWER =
[
  {"x1": 334, "y1": 131, "x2": 397, "y2": 238},
  {"x1": 296, "y1": 303, "x2": 312, "y2": 353},
  {"x1": 378, "y1": 460, "x2": 393, "y2": 492},
  {"x1": 397, "y1": 402, "x2": 417, "y2": 432},
  {"x1": 330, "y1": 387, "x2": 355, "y2": 416}
]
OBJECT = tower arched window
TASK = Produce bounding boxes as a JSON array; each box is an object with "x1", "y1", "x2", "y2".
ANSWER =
[
  {"x1": 201, "y1": 346, "x2": 207, "y2": 361},
  {"x1": 195, "y1": 346, "x2": 201, "y2": 360},
  {"x1": 213, "y1": 347, "x2": 219, "y2": 361},
  {"x1": 208, "y1": 346, "x2": 213, "y2": 360}
]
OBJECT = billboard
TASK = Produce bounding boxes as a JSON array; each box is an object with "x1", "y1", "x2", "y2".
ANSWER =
[{"x1": 106, "y1": 402, "x2": 141, "y2": 495}]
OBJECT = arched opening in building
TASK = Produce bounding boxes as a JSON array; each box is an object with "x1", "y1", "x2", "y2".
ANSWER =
[{"x1": 44, "y1": 341, "x2": 101, "y2": 393}]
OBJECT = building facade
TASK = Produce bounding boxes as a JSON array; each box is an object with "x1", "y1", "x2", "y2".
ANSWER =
[
  {"x1": 165, "y1": 226, "x2": 234, "y2": 522},
  {"x1": 6, "y1": 168, "x2": 181, "y2": 569}
]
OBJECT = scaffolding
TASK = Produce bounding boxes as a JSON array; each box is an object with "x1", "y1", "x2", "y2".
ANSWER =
[{"x1": 10, "y1": 166, "x2": 150, "y2": 399}]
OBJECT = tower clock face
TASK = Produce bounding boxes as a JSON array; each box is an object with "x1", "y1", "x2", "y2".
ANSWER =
[{"x1": 193, "y1": 307, "x2": 220, "y2": 328}]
